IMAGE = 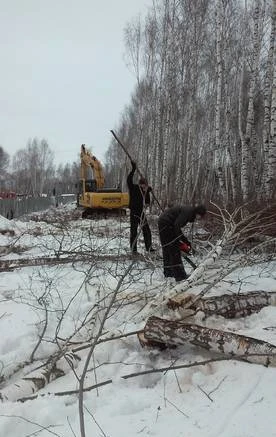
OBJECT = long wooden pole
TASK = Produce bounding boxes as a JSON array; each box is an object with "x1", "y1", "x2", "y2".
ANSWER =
[{"x1": 110, "y1": 130, "x2": 163, "y2": 211}]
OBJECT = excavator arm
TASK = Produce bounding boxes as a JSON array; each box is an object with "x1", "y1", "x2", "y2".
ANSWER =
[{"x1": 80, "y1": 144, "x2": 105, "y2": 189}]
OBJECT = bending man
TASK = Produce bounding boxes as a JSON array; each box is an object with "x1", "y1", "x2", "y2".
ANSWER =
[{"x1": 158, "y1": 205, "x2": 207, "y2": 281}]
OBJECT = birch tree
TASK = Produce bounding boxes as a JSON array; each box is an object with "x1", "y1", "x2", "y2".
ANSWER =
[
  {"x1": 240, "y1": 0, "x2": 261, "y2": 202},
  {"x1": 265, "y1": 0, "x2": 276, "y2": 199},
  {"x1": 214, "y1": 0, "x2": 227, "y2": 203}
]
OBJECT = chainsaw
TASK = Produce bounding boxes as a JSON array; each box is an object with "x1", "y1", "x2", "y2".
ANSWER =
[{"x1": 179, "y1": 242, "x2": 197, "y2": 270}]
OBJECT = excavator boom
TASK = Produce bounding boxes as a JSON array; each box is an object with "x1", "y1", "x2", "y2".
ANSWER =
[{"x1": 80, "y1": 144, "x2": 105, "y2": 189}]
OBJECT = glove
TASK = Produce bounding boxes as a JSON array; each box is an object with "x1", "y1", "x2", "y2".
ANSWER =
[
  {"x1": 179, "y1": 241, "x2": 192, "y2": 254},
  {"x1": 131, "y1": 160, "x2": 137, "y2": 170}
]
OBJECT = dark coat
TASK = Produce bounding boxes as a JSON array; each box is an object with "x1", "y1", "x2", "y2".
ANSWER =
[
  {"x1": 158, "y1": 206, "x2": 197, "y2": 241},
  {"x1": 127, "y1": 168, "x2": 150, "y2": 216}
]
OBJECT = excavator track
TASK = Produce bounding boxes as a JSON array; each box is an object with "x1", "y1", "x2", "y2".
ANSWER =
[{"x1": 81, "y1": 207, "x2": 127, "y2": 219}]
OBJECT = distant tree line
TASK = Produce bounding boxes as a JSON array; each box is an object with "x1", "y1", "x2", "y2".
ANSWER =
[
  {"x1": 105, "y1": 0, "x2": 276, "y2": 209},
  {"x1": 0, "y1": 139, "x2": 80, "y2": 196}
]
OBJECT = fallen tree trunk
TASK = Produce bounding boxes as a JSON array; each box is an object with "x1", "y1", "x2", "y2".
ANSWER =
[
  {"x1": 0, "y1": 352, "x2": 80, "y2": 402},
  {"x1": 136, "y1": 236, "x2": 236, "y2": 323},
  {"x1": 167, "y1": 290, "x2": 276, "y2": 318},
  {"x1": 140, "y1": 316, "x2": 276, "y2": 366},
  {"x1": 0, "y1": 252, "x2": 150, "y2": 272}
]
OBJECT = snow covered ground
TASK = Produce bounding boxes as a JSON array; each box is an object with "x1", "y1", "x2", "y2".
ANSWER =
[{"x1": 0, "y1": 203, "x2": 276, "y2": 437}]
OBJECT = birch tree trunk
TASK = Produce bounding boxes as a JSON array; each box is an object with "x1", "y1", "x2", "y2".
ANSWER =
[
  {"x1": 159, "y1": 0, "x2": 176, "y2": 207},
  {"x1": 266, "y1": 0, "x2": 276, "y2": 199},
  {"x1": 167, "y1": 290, "x2": 276, "y2": 318},
  {"x1": 214, "y1": 0, "x2": 227, "y2": 202},
  {"x1": 142, "y1": 316, "x2": 276, "y2": 366},
  {"x1": 240, "y1": 0, "x2": 261, "y2": 202},
  {"x1": 152, "y1": 1, "x2": 169, "y2": 205},
  {"x1": 263, "y1": 0, "x2": 276, "y2": 197}
]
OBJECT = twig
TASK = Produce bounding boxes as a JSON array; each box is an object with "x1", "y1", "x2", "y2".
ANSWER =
[
  {"x1": 67, "y1": 416, "x2": 77, "y2": 437},
  {"x1": 197, "y1": 384, "x2": 213, "y2": 402},
  {"x1": 30, "y1": 300, "x2": 48, "y2": 362},
  {"x1": 0, "y1": 414, "x2": 62, "y2": 436},
  {"x1": 163, "y1": 397, "x2": 189, "y2": 418},
  {"x1": 84, "y1": 405, "x2": 108, "y2": 437}
]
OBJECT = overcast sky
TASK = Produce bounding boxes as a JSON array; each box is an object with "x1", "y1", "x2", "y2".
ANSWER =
[{"x1": 0, "y1": 0, "x2": 152, "y2": 167}]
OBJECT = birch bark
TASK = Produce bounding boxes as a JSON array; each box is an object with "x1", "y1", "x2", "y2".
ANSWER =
[
  {"x1": 240, "y1": 0, "x2": 261, "y2": 202},
  {"x1": 143, "y1": 316, "x2": 276, "y2": 367},
  {"x1": 214, "y1": 0, "x2": 227, "y2": 202},
  {"x1": 266, "y1": 0, "x2": 276, "y2": 199}
]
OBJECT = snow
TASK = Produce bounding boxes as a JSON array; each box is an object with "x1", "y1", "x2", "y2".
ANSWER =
[{"x1": 0, "y1": 204, "x2": 276, "y2": 436}]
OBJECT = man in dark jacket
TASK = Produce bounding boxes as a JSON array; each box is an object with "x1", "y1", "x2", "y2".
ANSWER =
[
  {"x1": 158, "y1": 205, "x2": 207, "y2": 281},
  {"x1": 127, "y1": 161, "x2": 154, "y2": 254}
]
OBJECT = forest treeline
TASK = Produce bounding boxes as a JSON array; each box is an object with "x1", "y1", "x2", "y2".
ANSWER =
[
  {"x1": 0, "y1": 139, "x2": 79, "y2": 196},
  {"x1": 1, "y1": 0, "x2": 276, "y2": 207},
  {"x1": 105, "y1": 0, "x2": 276, "y2": 209}
]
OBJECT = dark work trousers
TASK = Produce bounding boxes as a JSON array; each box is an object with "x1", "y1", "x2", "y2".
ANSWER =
[
  {"x1": 158, "y1": 222, "x2": 187, "y2": 281},
  {"x1": 130, "y1": 212, "x2": 152, "y2": 253}
]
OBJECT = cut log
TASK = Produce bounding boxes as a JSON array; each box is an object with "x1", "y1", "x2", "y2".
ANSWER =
[
  {"x1": 137, "y1": 331, "x2": 169, "y2": 350},
  {"x1": 168, "y1": 290, "x2": 276, "y2": 318},
  {"x1": 142, "y1": 316, "x2": 276, "y2": 366},
  {"x1": 0, "y1": 352, "x2": 80, "y2": 402}
]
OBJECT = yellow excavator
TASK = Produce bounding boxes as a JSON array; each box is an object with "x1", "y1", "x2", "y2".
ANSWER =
[{"x1": 78, "y1": 144, "x2": 129, "y2": 218}]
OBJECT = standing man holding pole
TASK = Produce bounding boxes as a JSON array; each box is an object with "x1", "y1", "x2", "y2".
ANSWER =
[
  {"x1": 127, "y1": 160, "x2": 155, "y2": 255},
  {"x1": 111, "y1": 130, "x2": 157, "y2": 255},
  {"x1": 110, "y1": 130, "x2": 162, "y2": 210}
]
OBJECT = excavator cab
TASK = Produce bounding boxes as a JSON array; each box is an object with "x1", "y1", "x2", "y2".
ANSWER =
[
  {"x1": 78, "y1": 145, "x2": 129, "y2": 218},
  {"x1": 84, "y1": 179, "x2": 97, "y2": 192}
]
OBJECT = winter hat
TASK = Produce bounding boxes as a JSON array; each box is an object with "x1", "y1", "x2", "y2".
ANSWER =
[
  {"x1": 194, "y1": 204, "x2": 207, "y2": 216},
  {"x1": 139, "y1": 177, "x2": 148, "y2": 185}
]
